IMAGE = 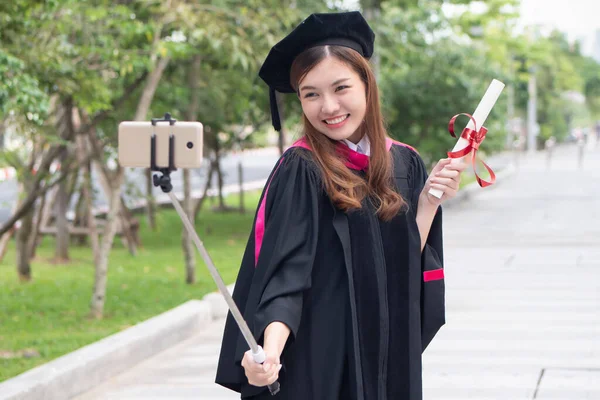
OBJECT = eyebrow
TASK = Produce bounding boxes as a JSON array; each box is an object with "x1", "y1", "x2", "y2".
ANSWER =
[{"x1": 299, "y1": 78, "x2": 350, "y2": 92}]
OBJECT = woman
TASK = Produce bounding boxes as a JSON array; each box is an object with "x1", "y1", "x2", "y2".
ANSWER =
[{"x1": 216, "y1": 11, "x2": 465, "y2": 400}]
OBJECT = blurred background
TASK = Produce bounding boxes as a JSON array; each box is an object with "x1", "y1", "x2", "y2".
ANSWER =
[{"x1": 1, "y1": 0, "x2": 599, "y2": 397}]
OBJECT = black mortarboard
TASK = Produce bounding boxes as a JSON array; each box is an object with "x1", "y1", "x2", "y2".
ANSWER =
[{"x1": 258, "y1": 11, "x2": 375, "y2": 131}]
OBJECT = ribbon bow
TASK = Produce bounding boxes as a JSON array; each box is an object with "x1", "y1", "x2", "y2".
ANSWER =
[{"x1": 447, "y1": 113, "x2": 496, "y2": 188}]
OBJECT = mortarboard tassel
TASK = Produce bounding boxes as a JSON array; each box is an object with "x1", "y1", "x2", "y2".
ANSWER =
[{"x1": 269, "y1": 87, "x2": 282, "y2": 132}]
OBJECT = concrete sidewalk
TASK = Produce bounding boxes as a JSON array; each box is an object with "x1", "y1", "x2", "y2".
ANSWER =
[{"x1": 74, "y1": 143, "x2": 600, "y2": 400}]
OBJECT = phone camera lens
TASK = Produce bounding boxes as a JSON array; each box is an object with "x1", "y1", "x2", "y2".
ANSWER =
[{"x1": 186, "y1": 142, "x2": 194, "y2": 149}]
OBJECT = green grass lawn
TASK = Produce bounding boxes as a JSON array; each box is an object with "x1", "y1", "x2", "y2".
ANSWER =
[{"x1": 0, "y1": 192, "x2": 261, "y2": 382}]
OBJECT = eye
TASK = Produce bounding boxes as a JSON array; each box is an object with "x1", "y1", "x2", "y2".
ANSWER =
[
  {"x1": 335, "y1": 85, "x2": 350, "y2": 92},
  {"x1": 303, "y1": 92, "x2": 318, "y2": 99}
]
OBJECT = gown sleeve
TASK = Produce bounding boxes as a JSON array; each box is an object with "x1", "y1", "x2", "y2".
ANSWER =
[
  {"x1": 216, "y1": 148, "x2": 322, "y2": 396},
  {"x1": 251, "y1": 149, "x2": 322, "y2": 345},
  {"x1": 409, "y1": 152, "x2": 445, "y2": 351}
]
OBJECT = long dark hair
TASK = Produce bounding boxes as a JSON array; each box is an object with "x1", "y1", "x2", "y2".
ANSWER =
[{"x1": 290, "y1": 45, "x2": 405, "y2": 220}]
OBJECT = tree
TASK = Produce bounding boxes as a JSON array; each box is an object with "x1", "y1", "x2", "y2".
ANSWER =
[{"x1": 374, "y1": 2, "x2": 510, "y2": 163}]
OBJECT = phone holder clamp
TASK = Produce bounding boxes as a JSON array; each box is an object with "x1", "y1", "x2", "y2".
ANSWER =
[{"x1": 150, "y1": 113, "x2": 177, "y2": 193}]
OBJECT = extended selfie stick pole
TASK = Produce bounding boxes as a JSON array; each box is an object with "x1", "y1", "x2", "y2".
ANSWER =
[{"x1": 149, "y1": 113, "x2": 280, "y2": 396}]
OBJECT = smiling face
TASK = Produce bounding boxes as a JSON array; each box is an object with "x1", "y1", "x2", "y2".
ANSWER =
[{"x1": 297, "y1": 56, "x2": 367, "y2": 144}]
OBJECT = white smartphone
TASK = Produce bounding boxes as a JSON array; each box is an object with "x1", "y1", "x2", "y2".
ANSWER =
[{"x1": 118, "y1": 121, "x2": 203, "y2": 169}]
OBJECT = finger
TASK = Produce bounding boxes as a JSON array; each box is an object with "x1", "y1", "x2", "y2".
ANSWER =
[
  {"x1": 248, "y1": 361, "x2": 265, "y2": 374},
  {"x1": 430, "y1": 177, "x2": 459, "y2": 190},
  {"x1": 444, "y1": 161, "x2": 468, "y2": 172},
  {"x1": 266, "y1": 373, "x2": 279, "y2": 385},
  {"x1": 251, "y1": 365, "x2": 280, "y2": 387},
  {"x1": 263, "y1": 358, "x2": 278, "y2": 372},
  {"x1": 265, "y1": 364, "x2": 278, "y2": 379},
  {"x1": 266, "y1": 365, "x2": 283, "y2": 385},
  {"x1": 435, "y1": 169, "x2": 460, "y2": 179},
  {"x1": 241, "y1": 352, "x2": 250, "y2": 369},
  {"x1": 430, "y1": 158, "x2": 452, "y2": 175},
  {"x1": 261, "y1": 350, "x2": 278, "y2": 370}
]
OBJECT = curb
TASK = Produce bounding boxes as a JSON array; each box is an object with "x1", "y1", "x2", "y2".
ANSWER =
[{"x1": 0, "y1": 299, "x2": 217, "y2": 400}]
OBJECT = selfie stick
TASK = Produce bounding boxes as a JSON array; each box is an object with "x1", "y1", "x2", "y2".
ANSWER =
[{"x1": 149, "y1": 113, "x2": 280, "y2": 396}]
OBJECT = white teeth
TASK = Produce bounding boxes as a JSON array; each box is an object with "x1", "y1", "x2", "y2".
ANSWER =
[{"x1": 325, "y1": 115, "x2": 348, "y2": 125}]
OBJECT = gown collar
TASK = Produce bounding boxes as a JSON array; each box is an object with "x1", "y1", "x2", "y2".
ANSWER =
[
  {"x1": 292, "y1": 136, "x2": 399, "y2": 172},
  {"x1": 341, "y1": 135, "x2": 371, "y2": 156}
]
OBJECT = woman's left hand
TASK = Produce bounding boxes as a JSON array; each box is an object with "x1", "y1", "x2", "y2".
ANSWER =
[{"x1": 420, "y1": 158, "x2": 467, "y2": 206}]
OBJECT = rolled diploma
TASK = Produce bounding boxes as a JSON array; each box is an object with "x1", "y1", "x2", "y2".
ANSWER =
[{"x1": 429, "y1": 79, "x2": 505, "y2": 199}]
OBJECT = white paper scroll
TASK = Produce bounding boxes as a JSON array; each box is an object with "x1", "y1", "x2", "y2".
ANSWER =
[{"x1": 429, "y1": 79, "x2": 505, "y2": 199}]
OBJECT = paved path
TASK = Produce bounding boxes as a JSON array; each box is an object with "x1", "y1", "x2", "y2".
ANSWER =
[{"x1": 74, "y1": 143, "x2": 600, "y2": 400}]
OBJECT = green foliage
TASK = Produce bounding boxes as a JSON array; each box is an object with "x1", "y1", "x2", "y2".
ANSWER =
[
  {"x1": 0, "y1": 50, "x2": 49, "y2": 123},
  {"x1": 3, "y1": 0, "x2": 600, "y2": 158},
  {"x1": 442, "y1": 0, "x2": 600, "y2": 146},
  {"x1": 575, "y1": 56, "x2": 600, "y2": 120},
  {"x1": 376, "y1": 2, "x2": 508, "y2": 163}
]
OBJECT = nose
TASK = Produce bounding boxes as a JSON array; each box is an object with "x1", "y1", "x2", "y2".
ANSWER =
[{"x1": 321, "y1": 94, "x2": 340, "y2": 116}]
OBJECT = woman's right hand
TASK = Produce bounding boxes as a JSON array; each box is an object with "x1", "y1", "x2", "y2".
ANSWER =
[{"x1": 241, "y1": 349, "x2": 282, "y2": 387}]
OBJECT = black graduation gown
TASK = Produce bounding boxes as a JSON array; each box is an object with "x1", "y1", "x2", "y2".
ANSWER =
[{"x1": 215, "y1": 141, "x2": 445, "y2": 400}]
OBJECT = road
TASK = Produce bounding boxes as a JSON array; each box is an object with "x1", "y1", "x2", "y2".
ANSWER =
[{"x1": 0, "y1": 148, "x2": 282, "y2": 225}]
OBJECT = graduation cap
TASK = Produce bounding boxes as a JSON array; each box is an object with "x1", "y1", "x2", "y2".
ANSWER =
[{"x1": 258, "y1": 11, "x2": 375, "y2": 131}]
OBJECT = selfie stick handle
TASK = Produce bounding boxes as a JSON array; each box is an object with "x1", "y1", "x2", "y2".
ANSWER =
[{"x1": 149, "y1": 114, "x2": 280, "y2": 396}]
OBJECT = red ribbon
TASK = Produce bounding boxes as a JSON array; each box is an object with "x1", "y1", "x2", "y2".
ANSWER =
[{"x1": 447, "y1": 113, "x2": 496, "y2": 188}]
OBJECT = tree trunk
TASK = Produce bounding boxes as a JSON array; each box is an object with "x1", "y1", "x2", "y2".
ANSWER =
[
  {"x1": 74, "y1": 185, "x2": 88, "y2": 246},
  {"x1": 138, "y1": 56, "x2": 170, "y2": 232},
  {"x1": 0, "y1": 119, "x2": 5, "y2": 150},
  {"x1": 16, "y1": 209, "x2": 34, "y2": 282},
  {"x1": 54, "y1": 97, "x2": 77, "y2": 262},
  {"x1": 182, "y1": 169, "x2": 196, "y2": 284},
  {"x1": 238, "y1": 160, "x2": 245, "y2": 214},
  {"x1": 193, "y1": 159, "x2": 215, "y2": 221},
  {"x1": 92, "y1": 159, "x2": 138, "y2": 256},
  {"x1": 81, "y1": 109, "x2": 138, "y2": 255},
  {"x1": 1, "y1": 193, "x2": 21, "y2": 263},
  {"x1": 0, "y1": 226, "x2": 15, "y2": 263},
  {"x1": 88, "y1": 55, "x2": 168, "y2": 317},
  {"x1": 28, "y1": 194, "x2": 45, "y2": 259},
  {"x1": 214, "y1": 141, "x2": 226, "y2": 209},
  {"x1": 181, "y1": 54, "x2": 201, "y2": 284},
  {"x1": 119, "y1": 197, "x2": 138, "y2": 256},
  {"x1": 77, "y1": 133, "x2": 100, "y2": 264},
  {"x1": 145, "y1": 168, "x2": 157, "y2": 230},
  {"x1": 90, "y1": 168, "x2": 124, "y2": 319},
  {"x1": 0, "y1": 150, "x2": 66, "y2": 237},
  {"x1": 34, "y1": 186, "x2": 56, "y2": 254},
  {"x1": 73, "y1": 111, "x2": 91, "y2": 246},
  {"x1": 54, "y1": 170, "x2": 70, "y2": 261}
]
